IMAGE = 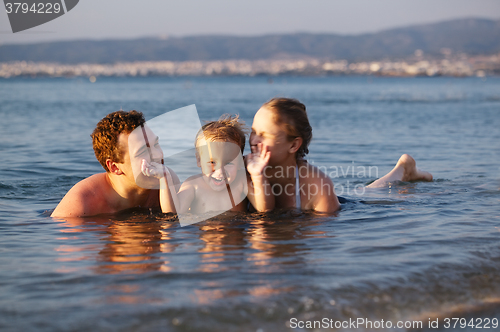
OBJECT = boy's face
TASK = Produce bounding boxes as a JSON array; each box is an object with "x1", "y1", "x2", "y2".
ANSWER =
[{"x1": 196, "y1": 140, "x2": 243, "y2": 192}]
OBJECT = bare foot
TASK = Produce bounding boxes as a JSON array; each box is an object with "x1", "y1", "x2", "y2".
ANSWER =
[
  {"x1": 367, "y1": 154, "x2": 432, "y2": 188},
  {"x1": 398, "y1": 154, "x2": 433, "y2": 182}
]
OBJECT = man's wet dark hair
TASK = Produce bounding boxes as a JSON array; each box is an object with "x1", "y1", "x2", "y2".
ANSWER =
[{"x1": 91, "y1": 110, "x2": 145, "y2": 172}]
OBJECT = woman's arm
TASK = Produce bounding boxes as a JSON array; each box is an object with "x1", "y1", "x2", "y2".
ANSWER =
[{"x1": 246, "y1": 143, "x2": 274, "y2": 212}]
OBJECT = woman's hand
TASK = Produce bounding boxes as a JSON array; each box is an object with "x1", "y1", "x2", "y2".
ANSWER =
[
  {"x1": 246, "y1": 143, "x2": 274, "y2": 212},
  {"x1": 246, "y1": 143, "x2": 271, "y2": 177},
  {"x1": 141, "y1": 159, "x2": 170, "y2": 179}
]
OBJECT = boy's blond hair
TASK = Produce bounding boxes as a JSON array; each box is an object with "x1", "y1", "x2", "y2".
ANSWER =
[{"x1": 195, "y1": 114, "x2": 247, "y2": 153}]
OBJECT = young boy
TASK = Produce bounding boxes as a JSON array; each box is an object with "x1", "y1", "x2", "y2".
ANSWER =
[{"x1": 141, "y1": 115, "x2": 271, "y2": 217}]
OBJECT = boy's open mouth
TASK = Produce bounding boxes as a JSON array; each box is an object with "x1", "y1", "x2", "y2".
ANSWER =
[{"x1": 210, "y1": 175, "x2": 226, "y2": 186}]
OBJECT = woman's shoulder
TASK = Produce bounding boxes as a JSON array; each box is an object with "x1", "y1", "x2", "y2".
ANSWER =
[
  {"x1": 298, "y1": 160, "x2": 340, "y2": 213},
  {"x1": 298, "y1": 160, "x2": 333, "y2": 182}
]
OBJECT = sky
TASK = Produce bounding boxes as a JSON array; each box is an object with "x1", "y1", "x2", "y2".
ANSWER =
[{"x1": 0, "y1": 0, "x2": 499, "y2": 45}]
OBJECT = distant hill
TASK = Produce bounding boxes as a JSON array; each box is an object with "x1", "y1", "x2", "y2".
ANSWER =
[{"x1": 1, "y1": 18, "x2": 499, "y2": 64}]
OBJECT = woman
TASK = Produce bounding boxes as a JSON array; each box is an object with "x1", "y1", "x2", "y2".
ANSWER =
[{"x1": 246, "y1": 98, "x2": 433, "y2": 213}]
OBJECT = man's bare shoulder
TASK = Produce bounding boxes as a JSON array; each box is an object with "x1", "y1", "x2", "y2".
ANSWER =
[
  {"x1": 51, "y1": 173, "x2": 112, "y2": 218},
  {"x1": 76, "y1": 173, "x2": 109, "y2": 186}
]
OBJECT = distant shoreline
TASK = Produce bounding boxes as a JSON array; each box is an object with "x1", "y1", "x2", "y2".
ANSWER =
[
  {"x1": 2, "y1": 18, "x2": 498, "y2": 78},
  {"x1": 1, "y1": 55, "x2": 499, "y2": 79}
]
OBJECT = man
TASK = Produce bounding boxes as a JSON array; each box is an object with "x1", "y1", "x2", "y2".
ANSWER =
[{"x1": 51, "y1": 110, "x2": 179, "y2": 218}]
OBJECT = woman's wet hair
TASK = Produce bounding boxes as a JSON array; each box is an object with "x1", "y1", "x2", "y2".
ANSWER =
[{"x1": 262, "y1": 98, "x2": 312, "y2": 159}]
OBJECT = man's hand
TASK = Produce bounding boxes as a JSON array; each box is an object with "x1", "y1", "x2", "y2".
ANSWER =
[
  {"x1": 246, "y1": 143, "x2": 271, "y2": 177},
  {"x1": 141, "y1": 159, "x2": 170, "y2": 179}
]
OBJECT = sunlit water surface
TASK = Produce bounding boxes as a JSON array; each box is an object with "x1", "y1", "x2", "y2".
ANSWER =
[{"x1": 1, "y1": 76, "x2": 500, "y2": 331}]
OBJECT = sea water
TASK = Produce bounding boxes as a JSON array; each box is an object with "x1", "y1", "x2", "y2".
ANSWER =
[{"x1": 0, "y1": 76, "x2": 499, "y2": 331}]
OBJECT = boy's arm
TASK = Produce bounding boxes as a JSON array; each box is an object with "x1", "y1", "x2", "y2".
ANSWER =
[
  {"x1": 246, "y1": 143, "x2": 274, "y2": 212},
  {"x1": 141, "y1": 160, "x2": 180, "y2": 213},
  {"x1": 176, "y1": 180, "x2": 196, "y2": 214},
  {"x1": 158, "y1": 169, "x2": 179, "y2": 214}
]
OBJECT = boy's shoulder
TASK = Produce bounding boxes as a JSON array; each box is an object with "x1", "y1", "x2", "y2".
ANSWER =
[
  {"x1": 183, "y1": 174, "x2": 205, "y2": 186},
  {"x1": 180, "y1": 174, "x2": 211, "y2": 197}
]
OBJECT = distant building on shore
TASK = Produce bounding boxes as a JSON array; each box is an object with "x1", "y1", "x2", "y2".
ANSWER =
[{"x1": 1, "y1": 53, "x2": 499, "y2": 79}]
